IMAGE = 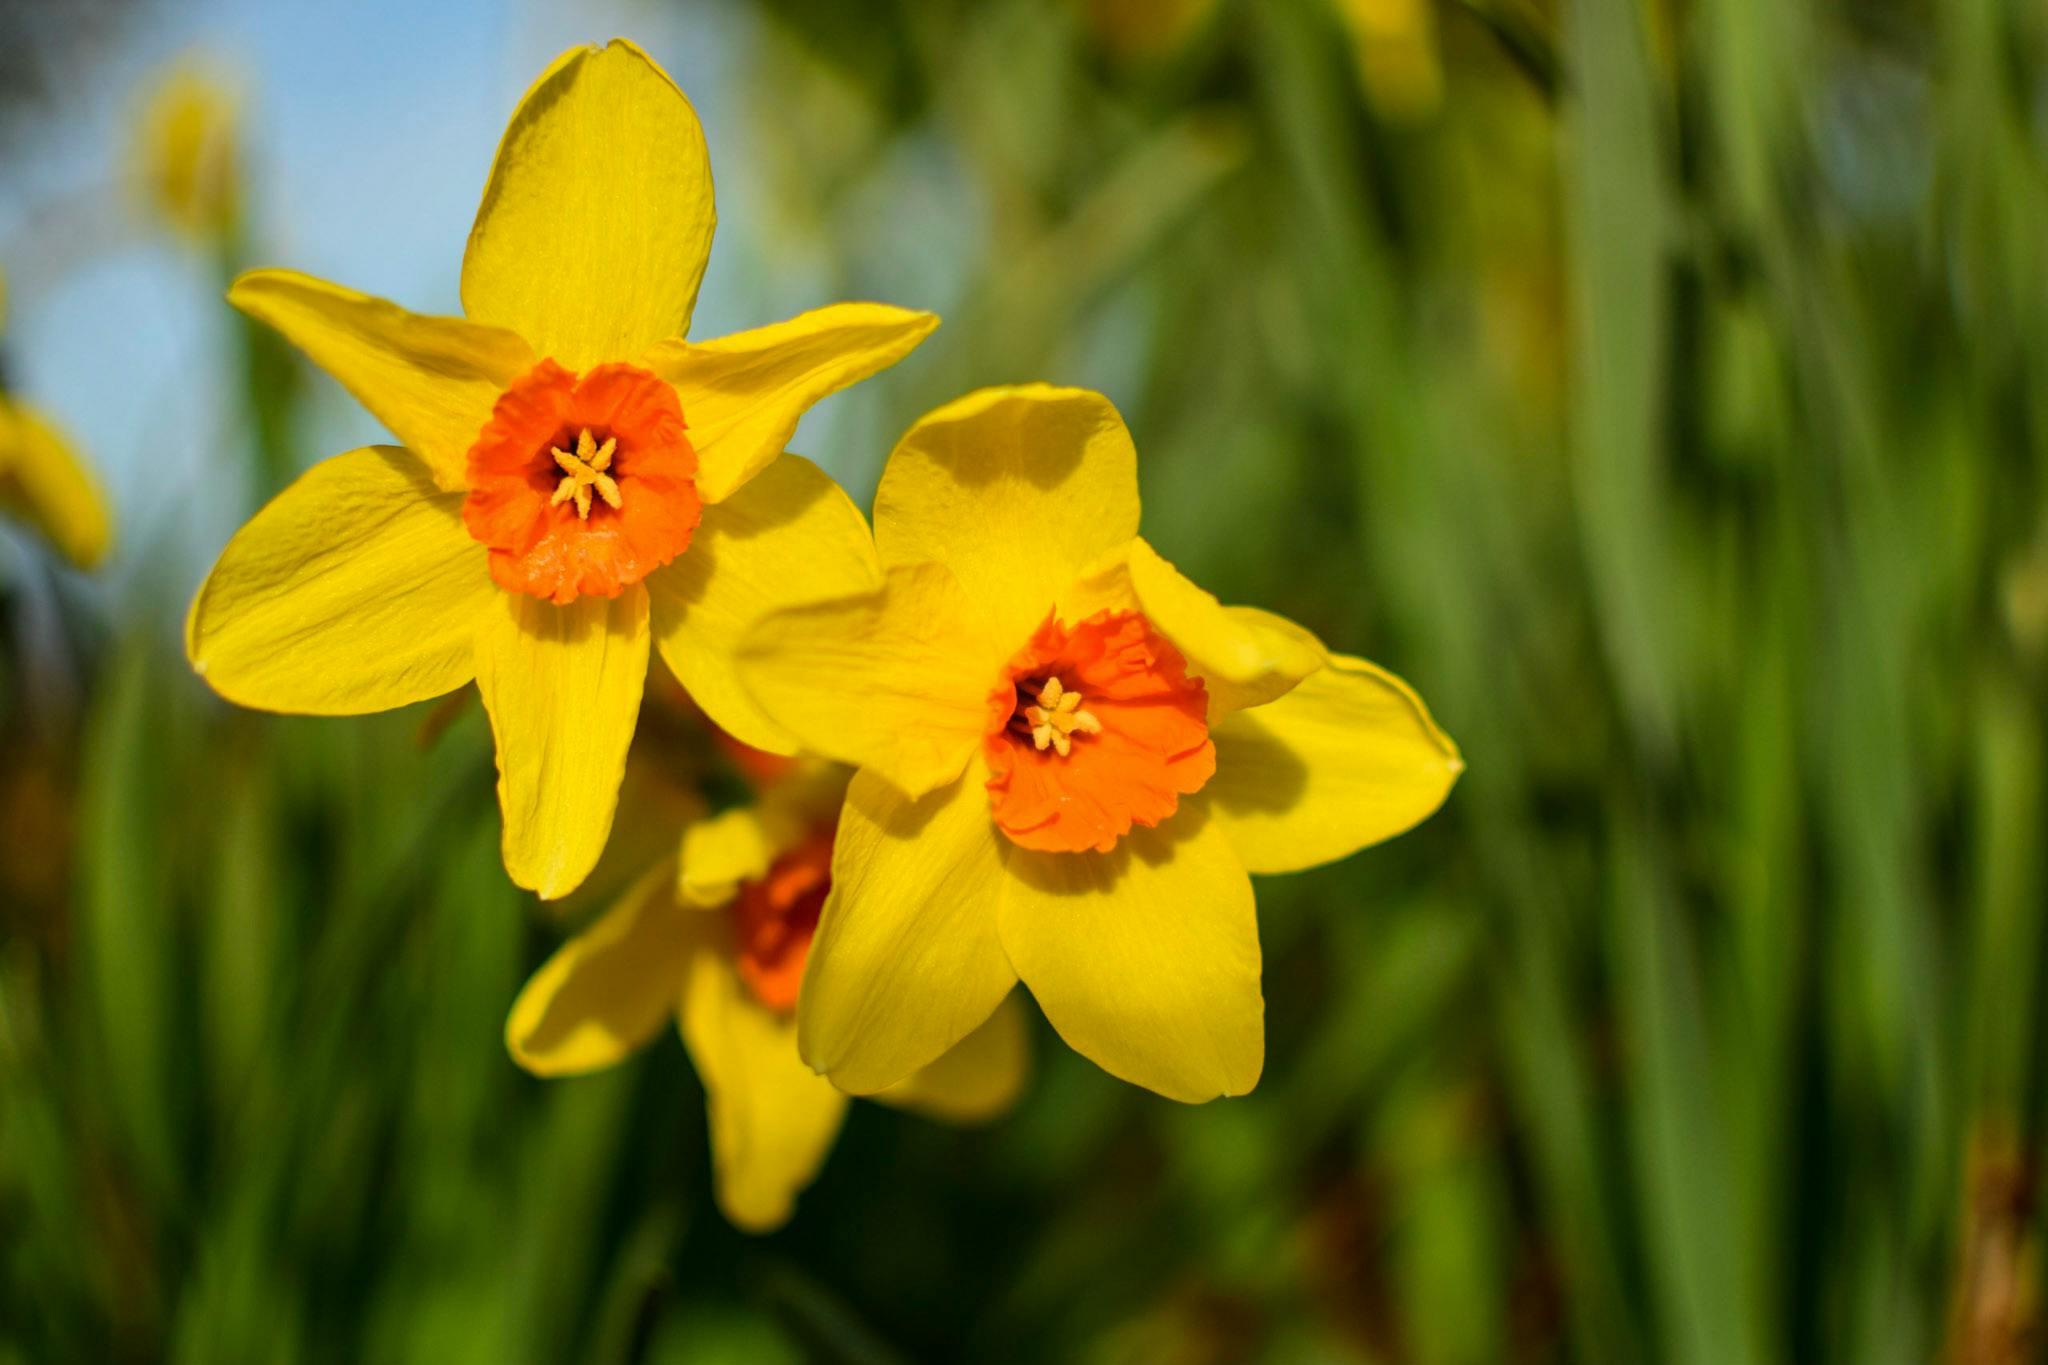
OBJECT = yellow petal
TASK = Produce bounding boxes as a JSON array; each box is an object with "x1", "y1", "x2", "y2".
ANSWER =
[
  {"x1": 873, "y1": 385, "x2": 1140, "y2": 647},
  {"x1": 797, "y1": 764, "x2": 1017, "y2": 1094},
  {"x1": 998, "y1": 808, "x2": 1262, "y2": 1103},
  {"x1": 229, "y1": 270, "x2": 534, "y2": 491},
  {"x1": 676, "y1": 805, "x2": 777, "y2": 910},
  {"x1": 873, "y1": 991, "x2": 1031, "y2": 1123},
  {"x1": 505, "y1": 858, "x2": 701, "y2": 1075},
  {"x1": 0, "y1": 400, "x2": 113, "y2": 569},
  {"x1": 1207, "y1": 653, "x2": 1461, "y2": 874},
  {"x1": 461, "y1": 40, "x2": 715, "y2": 369},
  {"x1": 677, "y1": 762, "x2": 848, "y2": 907},
  {"x1": 475, "y1": 585, "x2": 650, "y2": 899},
  {"x1": 734, "y1": 561, "x2": 1002, "y2": 799},
  {"x1": 644, "y1": 304, "x2": 940, "y2": 504},
  {"x1": 1062, "y1": 539, "x2": 1325, "y2": 716},
  {"x1": 678, "y1": 945, "x2": 849, "y2": 1233},
  {"x1": 646, "y1": 455, "x2": 879, "y2": 756},
  {"x1": 186, "y1": 446, "x2": 488, "y2": 714}
]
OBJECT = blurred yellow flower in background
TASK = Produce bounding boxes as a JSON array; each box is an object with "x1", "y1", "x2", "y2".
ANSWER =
[
  {"x1": 184, "y1": 39, "x2": 938, "y2": 900},
  {"x1": 506, "y1": 754, "x2": 1028, "y2": 1231},
  {"x1": 1335, "y1": 0, "x2": 1444, "y2": 124},
  {"x1": 735, "y1": 385, "x2": 1462, "y2": 1104},
  {"x1": 131, "y1": 57, "x2": 243, "y2": 241},
  {"x1": 0, "y1": 268, "x2": 113, "y2": 570}
]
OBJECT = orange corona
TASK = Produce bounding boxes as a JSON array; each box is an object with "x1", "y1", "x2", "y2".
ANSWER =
[
  {"x1": 983, "y1": 610, "x2": 1214, "y2": 854},
  {"x1": 730, "y1": 827, "x2": 833, "y2": 1012},
  {"x1": 462, "y1": 359, "x2": 702, "y2": 604}
]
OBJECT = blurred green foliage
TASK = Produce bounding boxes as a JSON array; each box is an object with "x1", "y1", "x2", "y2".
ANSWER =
[{"x1": 6, "y1": 0, "x2": 2048, "y2": 1361}]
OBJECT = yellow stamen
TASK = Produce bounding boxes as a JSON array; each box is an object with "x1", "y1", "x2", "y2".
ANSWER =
[
  {"x1": 550, "y1": 428, "x2": 621, "y2": 520},
  {"x1": 1023, "y1": 676, "x2": 1101, "y2": 758}
]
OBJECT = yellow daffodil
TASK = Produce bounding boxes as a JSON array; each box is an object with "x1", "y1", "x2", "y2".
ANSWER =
[
  {"x1": 505, "y1": 758, "x2": 1029, "y2": 1231},
  {"x1": 185, "y1": 40, "x2": 937, "y2": 898},
  {"x1": 732, "y1": 385, "x2": 1462, "y2": 1103},
  {"x1": 131, "y1": 57, "x2": 243, "y2": 240},
  {"x1": 0, "y1": 269, "x2": 113, "y2": 569}
]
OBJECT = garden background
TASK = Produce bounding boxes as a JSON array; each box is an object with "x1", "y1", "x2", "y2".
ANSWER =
[{"x1": 3, "y1": 0, "x2": 2043, "y2": 1362}]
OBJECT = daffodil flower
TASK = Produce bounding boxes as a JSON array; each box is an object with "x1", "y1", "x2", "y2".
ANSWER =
[
  {"x1": 505, "y1": 761, "x2": 1029, "y2": 1231},
  {"x1": 131, "y1": 57, "x2": 242, "y2": 240},
  {"x1": 0, "y1": 269, "x2": 113, "y2": 569},
  {"x1": 733, "y1": 385, "x2": 1462, "y2": 1103},
  {"x1": 184, "y1": 40, "x2": 936, "y2": 898}
]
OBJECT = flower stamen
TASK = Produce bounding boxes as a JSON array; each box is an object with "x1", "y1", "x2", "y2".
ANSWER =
[
  {"x1": 1020, "y1": 675, "x2": 1102, "y2": 758},
  {"x1": 549, "y1": 427, "x2": 621, "y2": 520}
]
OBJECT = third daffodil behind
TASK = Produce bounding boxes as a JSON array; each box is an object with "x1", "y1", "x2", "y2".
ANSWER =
[
  {"x1": 505, "y1": 760, "x2": 1029, "y2": 1231},
  {"x1": 184, "y1": 40, "x2": 934, "y2": 899},
  {"x1": 734, "y1": 385, "x2": 1462, "y2": 1104}
]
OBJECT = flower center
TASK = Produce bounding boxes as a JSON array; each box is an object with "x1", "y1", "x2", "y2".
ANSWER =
[
  {"x1": 1012, "y1": 675, "x2": 1102, "y2": 758},
  {"x1": 983, "y1": 610, "x2": 1215, "y2": 854},
  {"x1": 730, "y1": 827, "x2": 833, "y2": 1013},
  {"x1": 461, "y1": 359, "x2": 701, "y2": 605},
  {"x1": 549, "y1": 428, "x2": 621, "y2": 519}
]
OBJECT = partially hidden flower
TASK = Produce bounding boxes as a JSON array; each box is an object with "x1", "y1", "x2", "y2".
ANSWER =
[
  {"x1": 733, "y1": 385, "x2": 1462, "y2": 1103},
  {"x1": 130, "y1": 57, "x2": 243, "y2": 241},
  {"x1": 184, "y1": 40, "x2": 936, "y2": 898},
  {"x1": 0, "y1": 267, "x2": 113, "y2": 569},
  {"x1": 505, "y1": 760, "x2": 1029, "y2": 1231}
]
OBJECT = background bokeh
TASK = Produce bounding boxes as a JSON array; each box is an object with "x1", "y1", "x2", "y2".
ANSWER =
[{"x1": 4, "y1": 0, "x2": 2044, "y2": 1361}]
